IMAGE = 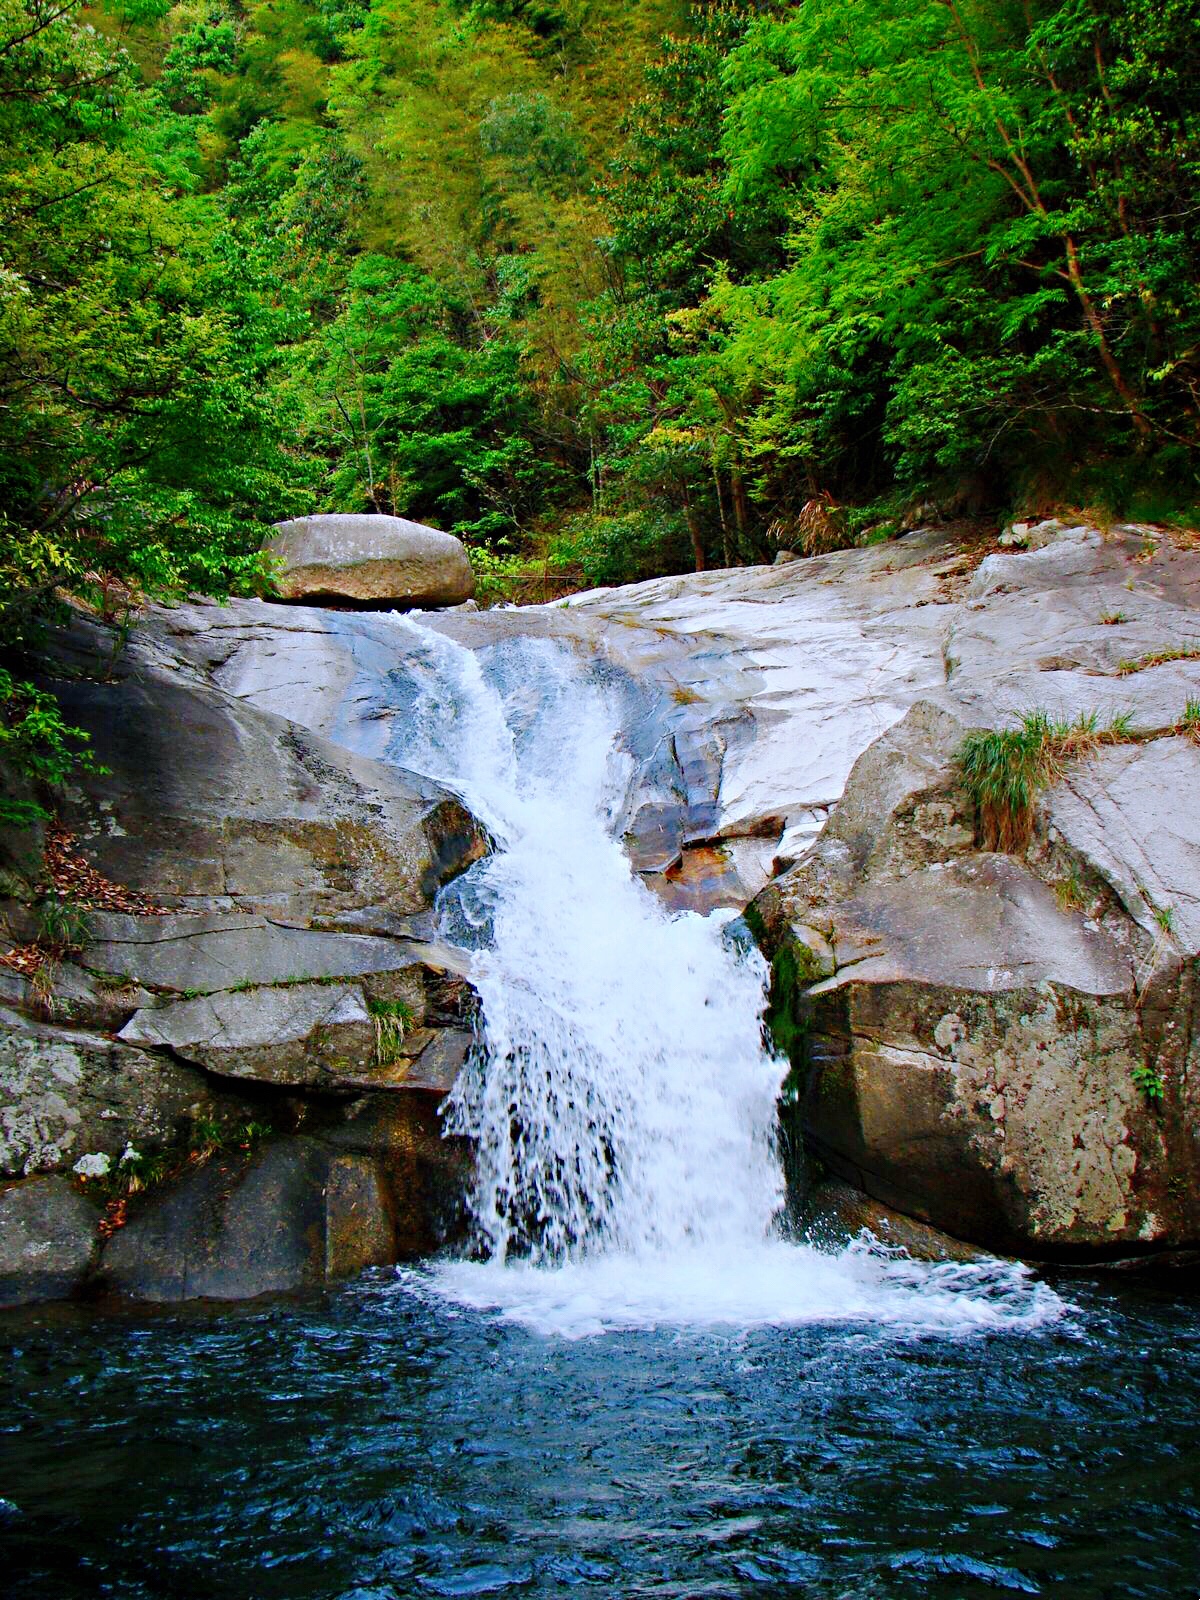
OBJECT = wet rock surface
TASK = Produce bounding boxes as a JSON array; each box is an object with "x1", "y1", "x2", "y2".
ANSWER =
[
  {"x1": 0, "y1": 1175, "x2": 101, "y2": 1304},
  {"x1": 798, "y1": 1177, "x2": 983, "y2": 1264},
  {"x1": 101, "y1": 1138, "x2": 398, "y2": 1302}
]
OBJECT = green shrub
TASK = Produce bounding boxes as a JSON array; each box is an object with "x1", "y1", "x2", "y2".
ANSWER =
[
  {"x1": 548, "y1": 509, "x2": 692, "y2": 588},
  {"x1": 0, "y1": 671, "x2": 103, "y2": 827}
]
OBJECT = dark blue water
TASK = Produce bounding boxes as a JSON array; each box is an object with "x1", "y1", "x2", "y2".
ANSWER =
[{"x1": 2, "y1": 1272, "x2": 1198, "y2": 1599}]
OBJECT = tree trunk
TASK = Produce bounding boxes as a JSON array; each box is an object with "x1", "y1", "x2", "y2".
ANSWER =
[
  {"x1": 1063, "y1": 236, "x2": 1151, "y2": 436},
  {"x1": 682, "y1": 487, "x2": 705, "y2": 573},
  {"x1": 731, "y1": 470, "x2": 750, "y2": 546}
]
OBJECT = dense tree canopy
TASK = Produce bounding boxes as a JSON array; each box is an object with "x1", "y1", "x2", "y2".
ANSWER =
[
  {"x1": 0, "y1": 0, "x2": 310, "y2": 633},
  {"x1": 1, "y1": 0, "x2": 1198, "y2": 806}
]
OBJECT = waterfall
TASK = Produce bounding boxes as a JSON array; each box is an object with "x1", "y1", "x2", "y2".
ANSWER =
[
  {"x1": 392, "y1": 627, "x2": 785, "y2": 1265},
  {"x1": 337, "y1": 616, "x2": 1063, "y2": 1337}
]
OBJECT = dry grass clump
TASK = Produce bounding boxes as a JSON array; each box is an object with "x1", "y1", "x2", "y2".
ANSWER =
[
  {"x1": 1116, "y1": 642, "x2": 1200, "y2": 676},
  {"x1": 769, "y1": 496, "x2": 851, "y2": 558},
  {"x1": 959, "y1": 711, "x2": 1128, "y2": 852},
  {"x1": 368, "y1": 997, "x2": 415, "y2": 1067}
]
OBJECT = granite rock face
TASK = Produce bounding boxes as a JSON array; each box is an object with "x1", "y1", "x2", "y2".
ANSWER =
[
  {"x1": 99, "y1": 1093, "x2": 471, "y2": 1304},
  {"x1": 125, "y1": 520, "x2": 1200, "y2": 1260},
  {"x1": 267, "y1": 513, "x2": 475, "y2": 608},
  {"x1": 0, "y1": 612, "x2": 486, "y2": 1307},
  {"x1": 99, "y1": 1132, "x2": 460, "y2": 1303},
  {"x1": 0, "y1": 1015, "x2": 247, "y2": 1181},
  {"x1": 5, "y1": 518, "x2": 1200, "y2": 1290},
  {"x1": 41, "y1": 617, "x2": 485, "y2": 922},
  {"x1": 745, "y1": 524, "x2": 1200, "y2": 1257},
  {"x1": 798, "y1": 1178, "x2": 982, "y2": 1264}
]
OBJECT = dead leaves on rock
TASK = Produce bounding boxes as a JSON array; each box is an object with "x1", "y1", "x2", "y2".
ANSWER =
[
  {"x1": 1, "y1": 818, "x2": 169, "y2": 987},
  {"x1": 41, "y1": 820, "x2": 165, "y2": 915}
]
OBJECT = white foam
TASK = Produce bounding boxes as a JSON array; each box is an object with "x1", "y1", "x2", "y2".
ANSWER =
[{"x1": 402, "y1": 1241, "x2": 1064, "y2": 1340}]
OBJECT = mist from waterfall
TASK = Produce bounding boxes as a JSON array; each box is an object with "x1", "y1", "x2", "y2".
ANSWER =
[{"x1": 340, "y1": 616, "x2": 1063, "y2": 1339}]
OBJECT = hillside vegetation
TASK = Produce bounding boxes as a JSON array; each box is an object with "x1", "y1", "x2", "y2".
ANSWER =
[{"x1": 1, "y1": 0, "x2": 1198, "y2": 728}]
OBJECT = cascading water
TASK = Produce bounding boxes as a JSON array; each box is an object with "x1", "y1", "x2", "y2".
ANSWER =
[
  {"x1": 398, "y1": 629, "x2": 785, "y2": 1267},
  {"x1": 334, "y1": 615, "x2": 1063, "y2": 1338}
]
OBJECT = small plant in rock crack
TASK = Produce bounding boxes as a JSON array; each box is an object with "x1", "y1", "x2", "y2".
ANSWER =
[
  {"x1": 6, "y1": 893, "x2": 92, "y2": 1016},
  {"x1": 1117, "y1": 642, "x2": 1200, "y2": 675},
  {"x1": 188, "y1": 1116, "x2": 273, "y2": 1163},
  {"x1": 75, "y1": 1143, "x2": 169, "y2": 1204},
  {"x1": 1132, "y1": 1062, "x2": 1165, "y2": 1102},
  {"x1": 1180, "y1": 699, "x2": 1200, "y2": 743},
  {"x1": 1099, "y1": 611, "x2": 1128, "y2": 625},
  {"x1": 1055, "y1": 868, "x2": 1088, "y2": 912},
  {"x1": 368, "y1": 997, "x2": 416, "y2": 1066},
  {"x1": 184, "y1": 1117, "x2": 226, "y2": 1164},
  {"x1": 116, "y1": 1145, "x2": 170, "y2": 1195}
]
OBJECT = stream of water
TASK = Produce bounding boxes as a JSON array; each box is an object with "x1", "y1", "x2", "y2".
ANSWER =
[{"x1": 3, "y1": 620, "x2": 1197, "y2": 1597}]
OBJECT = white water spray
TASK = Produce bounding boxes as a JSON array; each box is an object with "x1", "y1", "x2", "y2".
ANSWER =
[{"x1": 355, "y1": 617, "x2": 1063, "y2": 1338}]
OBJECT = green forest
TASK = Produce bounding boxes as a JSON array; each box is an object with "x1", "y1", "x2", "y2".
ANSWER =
[{"x1": 2, "y1": 0, "x2": 1198, "y2": 697}]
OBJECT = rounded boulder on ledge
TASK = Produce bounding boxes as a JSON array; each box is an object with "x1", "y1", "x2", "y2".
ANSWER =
[{"x1": 266, "y1": 513, "x2": 475, "y2": 608}]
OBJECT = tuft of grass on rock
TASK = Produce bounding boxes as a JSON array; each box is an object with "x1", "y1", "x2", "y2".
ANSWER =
[
  {"x1": 1116, "y1": 642, "x2": 1200, "y2": 676},
  {"x1": 960, "y1": 711, "x2": 1128, "y2": 852},
  {"x1": 1054, "y1": 867, "x2": 1088, "y2": 912},
  {"x1": 368, "y1": 997, "x2": 415, "y2": 1067}
]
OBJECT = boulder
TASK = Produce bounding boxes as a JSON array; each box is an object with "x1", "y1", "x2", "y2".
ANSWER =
[
  {"x1": 117, "y1": 984, "x2": 470, "y2": 1092},
  {"x1": 101, "y1": 1105, "x2": 470, "y2": 1301},
  {"x1": 0, "y1": 608, "x2": 487, "y2": 1305},
  {"x1": 751, "y1": 684, "x2": 1200, "y2": 1258},
  {"x1": 799, "y1": 978, "x2": 1172, "y2": 1254},
  {"x1": 40, "y1": 612, "x2": 486, "y2": 922},
  {"x1": 118, "y1": 982, "x2": 378, "y2": 1087},
  {"x1": 731, "y1": 524, "x2": 1200, "y2": 1260},
  {"x1": 0, "y1": 1176, "x2": 100, "y2": 1305},
  {"x1": 82, "y1": 910, "x2": 435, "y2": 997},
  {"x1": 115, "y1": 980, "x2": 464, "y2": 1091},
  {"x1": 266, "y1": 513, "x2": 475, "y2": 609}
]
